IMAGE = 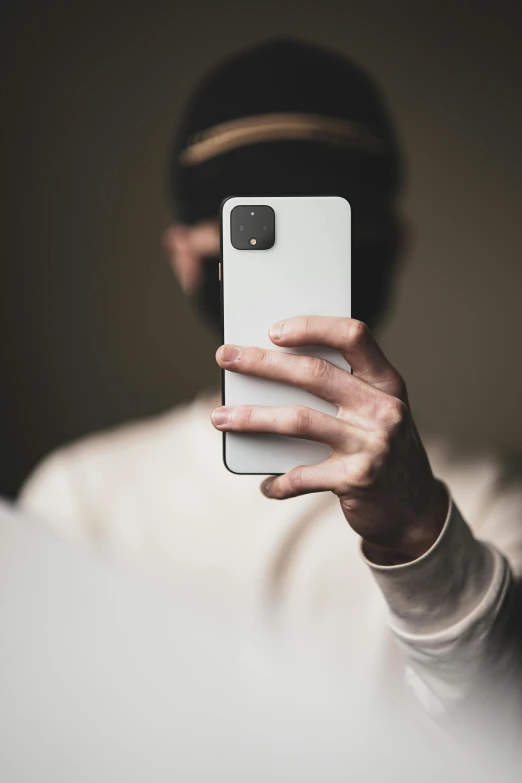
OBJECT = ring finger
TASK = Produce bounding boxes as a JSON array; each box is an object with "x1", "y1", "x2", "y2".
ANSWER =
[{"x1": 211, "y1": 404, "x2": 363, "y2": 451}]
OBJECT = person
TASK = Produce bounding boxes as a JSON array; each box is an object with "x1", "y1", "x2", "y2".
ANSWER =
[{"x1": 19, "y1": 39, "x2": 522, "y2": 719}]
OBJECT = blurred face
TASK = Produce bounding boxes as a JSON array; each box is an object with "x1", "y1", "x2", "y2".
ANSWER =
[
  {"x1": 163, "y1": 219, "x2": 223, "y2": 334},
  {"x1": 163, "y1": 220, "x2": 220, "y2": 294},
  {"x1": 163, "y1": 213, "x2": 404, "y2": 335}
]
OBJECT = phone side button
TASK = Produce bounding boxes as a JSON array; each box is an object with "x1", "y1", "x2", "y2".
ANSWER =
[{"x1": 218, "y1": 262, "x2": 222, "y2": 281}]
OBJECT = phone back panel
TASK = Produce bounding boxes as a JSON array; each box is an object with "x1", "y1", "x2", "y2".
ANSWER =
[{"x1": 221, "y1": 196, "x2": 351, "y2": 475}]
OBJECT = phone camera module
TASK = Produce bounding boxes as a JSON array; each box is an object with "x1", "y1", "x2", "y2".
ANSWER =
[{"x1": 230, "y1": 205, "x2": 275, "y2": 250}]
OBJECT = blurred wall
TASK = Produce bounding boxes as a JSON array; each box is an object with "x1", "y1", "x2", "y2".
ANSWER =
[{"x1": 2, "y1": 0, "x2": 522, "y2": 496}]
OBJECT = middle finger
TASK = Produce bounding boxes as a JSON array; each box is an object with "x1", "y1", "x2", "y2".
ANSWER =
[{"x1": 216, "y1": 343, "x2": 381, "y2": 412}]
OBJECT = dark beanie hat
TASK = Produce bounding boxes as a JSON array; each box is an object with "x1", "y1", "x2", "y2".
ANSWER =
[{"x1": 169, "y1": 38, "x2": 403, "y2": 232}]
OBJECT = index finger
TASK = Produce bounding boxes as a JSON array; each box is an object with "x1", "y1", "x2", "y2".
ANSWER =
[{"x1": 269, "y1": 316, "x2": 405, "y2": 398}]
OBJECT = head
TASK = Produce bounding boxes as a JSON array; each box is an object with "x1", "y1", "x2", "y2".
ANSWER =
[{"x1": 164, "y1": 38, "x2": 404, "y2": 335}]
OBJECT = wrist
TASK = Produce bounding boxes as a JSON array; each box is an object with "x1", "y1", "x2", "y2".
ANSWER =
[{"x1": 362, "y1": 479, "x2": 449, "y2": 566}]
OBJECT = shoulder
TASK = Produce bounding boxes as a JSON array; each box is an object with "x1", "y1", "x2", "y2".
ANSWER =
[{"x1": 18, "y1": 398, "x2": 203, "y2": 535}]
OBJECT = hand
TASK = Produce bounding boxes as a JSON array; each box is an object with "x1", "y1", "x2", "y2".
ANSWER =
[{"x1": 212, "y1": 317, "x2": 448, "y2": 565}]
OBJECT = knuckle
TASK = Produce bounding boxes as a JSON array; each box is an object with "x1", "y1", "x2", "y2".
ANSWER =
[
  {"x1": 392, "y1": 375, "x2": 408, "y2": 401},
  {"x1": 388, "y1": 398, "x2": 408, "y2": 431},
  {"x1": 256, "y1": 347, "x2": 270, "y2": 366},
  {"x1": 291, "y1": 405, "x2": 312, "y2": 434},
  {"x1": 377, "y1": 396, "x2": 408, "y2": 431},
  {"x1": 308, "y1": 357, "x2": 331, "y2": 382},
  {"x1": 346, "y1": 319, "x2": 369, "y2": 347}
]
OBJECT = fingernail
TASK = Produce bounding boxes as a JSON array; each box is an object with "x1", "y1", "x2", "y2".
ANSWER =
[
  {"x1": 220, "y1": 344, "x2": 241, "y2": 362},
  {"x1": 212, "y1": 407, "x2": 230, "y2": 426},
  {"x1": 270, "y1": 321, "x2": 285, "y2": 341},
  {"x1": 261, "y1": 477, "x2": 274, "y2": 495}
]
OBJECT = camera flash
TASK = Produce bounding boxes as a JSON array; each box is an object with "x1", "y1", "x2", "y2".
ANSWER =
[
  {"x1": 250, "y1": 211, "x2": 255, "y2": 215},
  {"x1": 249, "y1": 237, "x2": 257, "y2": 246}
]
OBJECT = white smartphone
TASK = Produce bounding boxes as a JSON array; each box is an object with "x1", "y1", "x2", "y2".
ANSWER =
[{"x1": 220, "y1": 195, "x2": 351, "y2": 475}]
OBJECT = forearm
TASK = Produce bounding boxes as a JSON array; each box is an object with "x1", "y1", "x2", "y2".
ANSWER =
[{"x1": 364, "y1": 491, "x2": 522, "y2": 717}]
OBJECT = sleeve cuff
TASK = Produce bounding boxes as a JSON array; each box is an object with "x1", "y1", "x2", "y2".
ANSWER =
[{"x1": 362, "y1": 487, "x2": 502, "y2": 636}]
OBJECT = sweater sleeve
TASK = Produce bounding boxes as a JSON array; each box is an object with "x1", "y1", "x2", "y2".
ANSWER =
[{"x1": 362, "y1": 487, "x2": 522, "y2": 718}]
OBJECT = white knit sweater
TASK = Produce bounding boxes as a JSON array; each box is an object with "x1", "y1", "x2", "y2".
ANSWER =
[{"x1": 19, "y1": 391, "x2": 522, "y2": 718}]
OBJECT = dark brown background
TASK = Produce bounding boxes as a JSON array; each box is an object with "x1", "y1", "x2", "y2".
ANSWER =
[{"x1": 2, "y1": 0, "x2": 522, "y2": 497}]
